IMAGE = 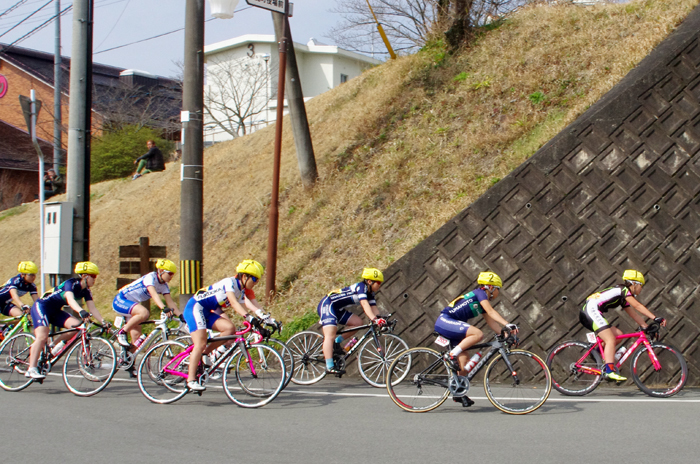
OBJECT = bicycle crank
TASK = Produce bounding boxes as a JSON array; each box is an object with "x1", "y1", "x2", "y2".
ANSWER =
[{"x1": 448, "y1": 374, "x2": 470, "y2": 397}]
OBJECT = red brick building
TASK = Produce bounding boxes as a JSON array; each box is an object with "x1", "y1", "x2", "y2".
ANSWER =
[{"x1": 0, "y1": 44, "x2": 181, "y2": 211}]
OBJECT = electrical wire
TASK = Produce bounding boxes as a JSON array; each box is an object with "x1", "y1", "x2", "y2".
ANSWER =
[
  {"x1": 0, "y1": 0, "x2": 52, "y2": 39},
  {"x1": 0, "y1": 0, "x2": 29, "y2": 19}
]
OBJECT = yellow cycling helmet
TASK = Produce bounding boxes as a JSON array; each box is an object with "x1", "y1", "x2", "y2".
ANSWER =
[
  {"x1": 477, "y1": 271, "x2": 502, "y2": 288},
  {"x1": 156, "y1": 258, "x2": 177, "y2": 273},
  {"x1": 361, "y1": 268, "x2": 384, "y2": 283},
  {"x1": 18, "y1": 261, "x2": 38, "y2": 274},
  {"x1": 75, "y1": 261, "x2": 100, "y2": 276},
  {"x1": 622, "y1": 269, "x2": 645, "y2": 286},
  {"x1": 236, "y1": 259, "x2": 264, "y2": 279}
]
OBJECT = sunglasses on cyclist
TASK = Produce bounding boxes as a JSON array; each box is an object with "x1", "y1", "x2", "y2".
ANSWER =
[{"x1": 249, "y1": 275, "x2": 258, "y2": 283}]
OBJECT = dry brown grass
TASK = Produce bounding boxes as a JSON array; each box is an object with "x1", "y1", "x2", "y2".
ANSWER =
[{"x1": 0, "y1": 0, "x2": 696, "y2": 323}]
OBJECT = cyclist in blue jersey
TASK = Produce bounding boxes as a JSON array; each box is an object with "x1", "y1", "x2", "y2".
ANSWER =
[
  {"x1": 25, "y1": 262, "x2": 105, "y2": 379},
  {"x1": 579, "y1": 270, "x2": 665, "y2": 382},
  {"x1": 318, "y1": 268, "x2": 386, "y2": 375},
  {"x1": 182, "y1": 259, "x2": 264, "y2": 392},
  {"x1": 113, "y1": 259, "x2": 180, "y2": 348},
  {"x1": 0, "y1": 261, "x2": 40, "y2": 318},
  {"x1": 434, "y1": 271, "x2": 517, "y2": 407}
]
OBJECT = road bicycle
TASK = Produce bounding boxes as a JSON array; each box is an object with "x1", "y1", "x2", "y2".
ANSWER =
[
  {"x1": 546, "y1": 321, "x2": 687, "y2": 397},
  {"x1": 137, "y1": 321, "x2": 286, "y2": 407},
  {"x1": 286, "y1": 314, "x2": 409, "y2": 387},
  {"x1": 93, "y1": 311, "x2": 189, "y2": 376},
  {"x1": 0, "y1": 311, "x2": 33, "y2": 349},
  {"x1": 0, "y1": 320, "x2": 117, "y2": 396},
  {"x1": 175, "y1": 316, "x2": 294, "y2": 389},
  {"x1": 385, "y1": 329, "x2": 551, "y2": 414}
]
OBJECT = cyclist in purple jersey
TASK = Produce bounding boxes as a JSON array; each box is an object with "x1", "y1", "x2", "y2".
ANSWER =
[
  {"x1": 25, "y1": 262, "x2": 105, "y2": 379},
  {"x1": 318, "y1": 268, "x2": 386, "y2": 375},
  {"x1": 579, "y1": 270, "x2": 666, "y2": 382},
  {"x1": 113, "y1": 259, "x2": 180, "y2": 348},
  {"x1": 434, "y1": 271, "x2": 517, "y2": 407},
  {"x1": 0, "y1": 261, "x2": 39, "y2": 317},
  {"x1": 183, "y1": 259, "x2": 263, "y2": 392}
]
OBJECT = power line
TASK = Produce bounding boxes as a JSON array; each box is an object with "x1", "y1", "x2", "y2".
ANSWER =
[
  {"x1": 0, "y1": 4, "x2": 72, "y2": 57},
  {"x1": 0, "y1": 0, "x2": 52, "y2": 39},
  {"x1": 0, "y1": 0, "x2": 29, "y2": 19}
]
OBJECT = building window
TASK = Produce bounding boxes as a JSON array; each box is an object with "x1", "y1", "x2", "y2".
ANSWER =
[{"x1": 340, "y1": 74, "x2": 348, "y2": 84}]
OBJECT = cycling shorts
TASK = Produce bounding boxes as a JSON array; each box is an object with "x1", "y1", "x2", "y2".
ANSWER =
[
  {"x1": 112, "y1": 294, "x2": 138, "y2": 316},
  {"x1": 317, "y1": 297, "x2": 353, "y2": 327},
  {"x1": 434, "y1": 314, "x2": 471, "y2": 345},
  {"x1": 579, "y1": 301, "x2": 610, "y2": 334},
  {"x1": 31, "y1": 300, "x2": 72, "y2": 329},
  {"x1": 0, "y1": 302, "x2": 17, "y2": 317},
  {"x1": 183, "y1": 298, "x2": 221, "y2": 333}
]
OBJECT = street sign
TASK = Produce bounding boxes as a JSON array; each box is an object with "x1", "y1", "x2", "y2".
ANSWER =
[
  {"x1": 246, "y1": 0, "x2": 286, "y2": 14},
  {"x1": 19, "y1": 95, "x2": 42, "y2": 136}
]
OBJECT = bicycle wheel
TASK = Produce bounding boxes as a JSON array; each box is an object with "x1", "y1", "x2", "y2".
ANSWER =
[
  {"x1": 263, "y1": 337, "x2": 294, "y2": 389},
  {"x1": 483, "y1": 350, "x2": 551, "y2": 415},
  {"x1": 223, "y1": 344, "x2": 285, "y2": 408},
  {"x1": 0, "y1": 333, "x2": 35, "y2": 392},
  {"x1": 62, "y1": 337, "x2": 117, "y2": 397},
  {"x1": 287, "y1": 331, "x2": 327, "y2": 385},
  {"x1": 137, "y1": 341, "x2": 189, "y2": 404},
  {"x1": 357, "y1": 333, "x2": 409, "y2": 388},
  {"x1": 386, "y1": 347, "x2": 450, "y2": 413},
  {"x1": 546, "y1": 340, "x2": 603, "y2": 396},
  {"x1": 631, "y1": 343, "x2": 687, "y2": 397}
]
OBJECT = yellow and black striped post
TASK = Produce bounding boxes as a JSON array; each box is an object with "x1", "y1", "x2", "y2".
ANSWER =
[{"x1": 180, "y1": 260, "x2": 201, "y2": 298}]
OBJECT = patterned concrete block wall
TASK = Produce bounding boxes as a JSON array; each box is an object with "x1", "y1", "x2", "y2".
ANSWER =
[{"x1": 378, "y1": 5, "x2": 700, "y2": 385}]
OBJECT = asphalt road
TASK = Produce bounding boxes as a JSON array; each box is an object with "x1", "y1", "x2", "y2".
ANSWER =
[{"x1": 1, "y1": 370, "x2": 698, "y2": 464}]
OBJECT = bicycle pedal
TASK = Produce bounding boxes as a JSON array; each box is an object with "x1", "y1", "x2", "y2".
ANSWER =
[{"x1": 196, "y1": 391, "x2": 203, "y2": 397}]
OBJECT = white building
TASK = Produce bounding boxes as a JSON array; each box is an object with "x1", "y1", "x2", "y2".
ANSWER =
[{"x1": 203, "y1": 34, "x2": 382, "y2": 143}]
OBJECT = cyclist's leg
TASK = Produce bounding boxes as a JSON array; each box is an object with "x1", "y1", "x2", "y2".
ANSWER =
[
  {"x1": 188, "y1": 329, "x2": 207, "y2": 383},
  {"x1": 340, "y1": 312, "x2": 363, "y2": 338},
  {"x1": 124, "y1": 304, "x2": 150, "y2": 344},
  {"x1": 318, "y1": 298, "x2": 341, "y2": 369},
  {"x1": 28, "y1": 301, "x2": 52, "y2": 369},
  {"x1": 434, "y1": 314, "x2": 480, "y2": 374},
  {"x1": 202, "y1": 315, "x2": 235, "y2": 355},
  {"x1": 6, "y1": 305, "x2": 24, "y2": 318}
]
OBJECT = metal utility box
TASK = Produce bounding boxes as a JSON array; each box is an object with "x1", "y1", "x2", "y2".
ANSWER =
[{"x1": 43, "y1": 202, "x2": 73, "y2": 275}]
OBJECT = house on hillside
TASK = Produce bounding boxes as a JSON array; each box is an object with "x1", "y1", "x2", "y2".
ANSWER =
[
  {"x1": 0, "y1": 43, "x2": 182, "y2": 211},
  {"x1": 203, "y1": 35, "x2": 381, "y2": 143}
]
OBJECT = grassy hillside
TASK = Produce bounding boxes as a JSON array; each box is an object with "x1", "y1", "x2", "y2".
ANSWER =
[{"x1": 1, "y1": 0, "x2": 697, "y2": 324}]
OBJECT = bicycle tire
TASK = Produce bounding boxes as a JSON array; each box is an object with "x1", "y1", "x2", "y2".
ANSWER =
[
  {"x1": 631, "y1": 342, "x2": 687, "y2": 398},
  {"x1": 386, "y1": 347, "x2": 450, "y2": 413},
  {"x1": 0, "y1": 333, "x2": 35, "y2": 392},
  {"x1": 63, "y1": 336, "x2": 117, "y2": 397},
  {"x1": 546, "y1": 340, "x2": 603, "y2": 396},
  {"x1": 223, "y1": 343, "x2": 285, "y2": 408},
  {"x1": 483, "y1": 349, "x2": 551, "y2": 415},
  {"x1": 357, "y1": 333, "x2": 409, "y2": 387},
  {"x1": 287, "y1": 331, "x2": 327, "y2": 385},
  {"x1": 263, "y1": 337, "x2": 294, "y2": 389},
  {"x1": 137, "y1": 341, "x2": 189, "y2": 404}
]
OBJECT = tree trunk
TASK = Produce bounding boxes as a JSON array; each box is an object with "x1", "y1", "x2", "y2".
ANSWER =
[{"x1": 445, "y1": 0, "x2": 474, "y2": 49}]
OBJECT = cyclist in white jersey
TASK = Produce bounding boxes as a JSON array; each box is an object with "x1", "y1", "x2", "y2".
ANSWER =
[
  {"x1": 113, "y1": 259, "x2": 179, "y2": 348},
  {"x1": 579, "y1": 270, "x2": 666, "y2": 381},
  {"x1": 182, "y1": 259, "x2": 265, "y2": 392}
]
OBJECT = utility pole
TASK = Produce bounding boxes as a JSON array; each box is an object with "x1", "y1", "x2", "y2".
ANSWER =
[
  {"x1": 54, "y1": 0, "x2": 62, "y2": 175},
  {"x1": 272, "y1": 12, "x2": 317, "y2": 188},
  {"x1": 179, "y1": 0, "x2": 205, "y2": 307},
  {"x1": 66, "y1": 0, "x2": 93, "y2": 263}
]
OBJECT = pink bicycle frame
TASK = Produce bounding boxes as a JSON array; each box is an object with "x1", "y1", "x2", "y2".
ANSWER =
[
  {"x1": 579, "y1": 329, "x2": 661, "y2": 375},
  {"x1": 162, "y1": 322, "x2": 254, "y2": 379}
]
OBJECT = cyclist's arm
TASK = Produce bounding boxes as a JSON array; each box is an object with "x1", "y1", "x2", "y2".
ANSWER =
[
  {"x1": 8, "y1": 288, "x2": 25, "y2": 310},
  {"x1": 147, "y1": 285, "x2": 166, "y2": 311},
  {"x1": 31, "y1": 292, "x2": 39, "y2": 302},
  {"x1": 479, "y1": 300, "x2": 513, "y2": 332},
  {"x1": 226, "y1": 291, "x2": 249, "y2": 319},
  {"x1": 359, "y1": 300, "x2": 380, "y2": 321},
  {"x1": 162, "y1": 293, "x2": 180, "y2": 315},
  {"x1": 84, "y1": 300, "x2": 104, "y2": 323},
  {"x1": 244, "y1": 296, "x2": 263, "y2": 313},
  {"x1": 625, "y1": 296, "x2": 662, "y2": 325},
  {"x1": 623, "y1": 306, "x2": 647, "y2": 328}
]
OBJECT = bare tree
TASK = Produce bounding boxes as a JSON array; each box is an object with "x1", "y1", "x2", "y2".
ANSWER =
[
  {"x1": 330, "y1": 0, "x2": 539, "y2": 55},
  {"x1": 93, "y1": 79, "x2": 182, "y2": 136},
  {"x1": 204, "y1": 54, "x2": 276, "y2": 138}
]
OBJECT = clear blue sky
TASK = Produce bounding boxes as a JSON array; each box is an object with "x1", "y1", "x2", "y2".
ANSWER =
[{"x1": 0, "y1": 0, "x2": 342, "y2": 78}]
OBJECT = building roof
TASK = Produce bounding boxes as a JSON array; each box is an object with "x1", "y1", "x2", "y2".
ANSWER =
[
  {"x1": 0, "y1": 120, "x2": 54, "y2": 171},
  {"x1": 204, "y1": 35, "x2": 382, "y2": 65}
]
